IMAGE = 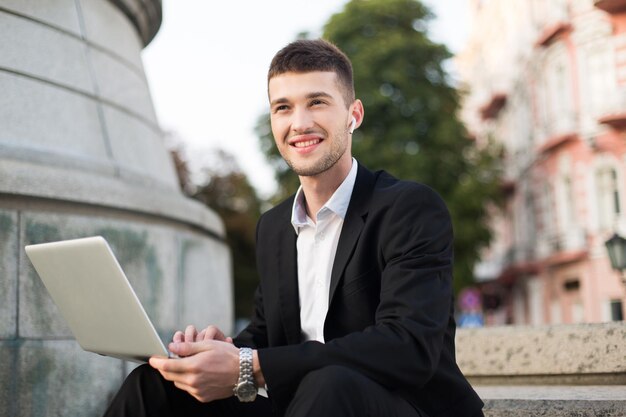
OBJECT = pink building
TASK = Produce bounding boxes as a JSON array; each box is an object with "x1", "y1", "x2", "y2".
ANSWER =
[{"x1": 458, "y1": 0, "x2": 626, "y2": 325}]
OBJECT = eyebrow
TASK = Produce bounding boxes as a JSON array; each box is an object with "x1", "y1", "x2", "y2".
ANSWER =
[
  {"x1": 270, "y1": 97, "x2": 289, "y2": 107},
  {"x1": 270, "y1": 91, "x2": 334, "y2": 107},
  {"x1": 306, "y1": 92, "x2": 333, "y2": 100}
]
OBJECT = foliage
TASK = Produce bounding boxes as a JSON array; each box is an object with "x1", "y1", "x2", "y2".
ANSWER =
[{"x1": 256, "y1": 0, "x2": 502, "y2": 291}]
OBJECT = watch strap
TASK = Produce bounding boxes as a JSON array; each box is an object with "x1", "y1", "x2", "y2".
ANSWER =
[
  {"x1": 234, "y1": 347, "x2": 257, "y2": 402},
  {"x1": 238, "y1": 347, "x2": 254, "y2": 383}
]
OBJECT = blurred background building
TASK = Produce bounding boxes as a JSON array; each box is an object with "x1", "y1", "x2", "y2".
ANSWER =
[
  {"x1": 458, "y1": 0, "x2": 626, "y2": 326},
  {"x1": 0, "y1": 1, "x2": 232, "y2": 415}
]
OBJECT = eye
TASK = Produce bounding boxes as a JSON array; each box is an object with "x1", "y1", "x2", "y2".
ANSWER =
[
  {"x1": 310, "y1": 99, "x2": 325, "y2": 106},
  {"x1": 273, "y1": 104, "x2": 289, "y2": 113}
]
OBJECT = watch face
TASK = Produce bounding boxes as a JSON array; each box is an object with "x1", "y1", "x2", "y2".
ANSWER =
[{"x1": 235, "y1": 381, "x2": 257, "y2": 402}]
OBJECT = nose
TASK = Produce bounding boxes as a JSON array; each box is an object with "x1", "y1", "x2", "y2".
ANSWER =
[{"x1": 291, "y1": 108, "x2": 315, "y2": 133}]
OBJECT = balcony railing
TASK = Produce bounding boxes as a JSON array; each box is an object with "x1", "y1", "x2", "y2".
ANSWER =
[
  {"x1": 558, "y1": 228, "x2": 587, "y2": 251},
  {"x1": 473, "y1": 244, "x2": 536, "y2": 283},
  {"x1": 474, "y1": 256, "x2": 505, "y2": 282},
  {"x1": 504, "y1": 245, "x2": 536, "y2": 265},
  {"x1": 597, "y1": 87, "x2": 626, "y2": 130},
  {"x1": 536, "y1": 112, "x2": 578, "y2": 154},
  {"x1": 537, "y1": 228, "x2": 588, "y2": 263}
]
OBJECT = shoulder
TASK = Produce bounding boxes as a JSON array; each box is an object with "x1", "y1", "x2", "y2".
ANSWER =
[
  {"x1": 256, "y1": 194, "x2": 294, "y2": 236},
  {"x1": 261, "y1": 195, "x2": 294, "y2": 221},
  {"x1": 368, "y1": 170, "x2": 449, "y2": 215},
  {"x1": 364, "y1": 171, "x2": 453, "y2": 259}
]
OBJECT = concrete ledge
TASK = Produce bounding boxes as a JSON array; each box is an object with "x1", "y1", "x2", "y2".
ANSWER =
[
  {"x1": 477, "y1": 386, "x2": 626, "y2": 417},
  {"x1": 0, "y1": 158, "x2": 225, "y2": 238},
  {"x1": 456, "y1": 323, "x2": 626, "y2": 385}
]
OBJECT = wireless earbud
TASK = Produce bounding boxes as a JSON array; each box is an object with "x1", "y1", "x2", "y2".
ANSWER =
[{"x1": 349, "y1": 116, "x2": 357, "y2": 134}]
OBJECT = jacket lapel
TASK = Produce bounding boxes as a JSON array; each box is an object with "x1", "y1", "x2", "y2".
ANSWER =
[{"x1": 328, "y1": 165, "x2": 376, "y2": 303}]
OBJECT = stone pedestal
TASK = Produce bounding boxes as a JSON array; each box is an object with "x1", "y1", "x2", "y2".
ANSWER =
[{"x1": 0, "y1": 1, "x2": 233, "y2": 416}]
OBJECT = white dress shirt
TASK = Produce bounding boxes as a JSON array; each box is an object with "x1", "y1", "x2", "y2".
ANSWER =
[{"x1": 290, "y1": 158, "x2": 358, "y2": 342}]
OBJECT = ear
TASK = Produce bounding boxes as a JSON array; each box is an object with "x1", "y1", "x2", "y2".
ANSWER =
[{"x1": 348, "y1": 99, "x2": 364, "y2": 133}]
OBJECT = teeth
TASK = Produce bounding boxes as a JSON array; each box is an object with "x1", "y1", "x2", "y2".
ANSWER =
[{"x1": 294, "y1": 139, "x2": 320, "y2": 148}]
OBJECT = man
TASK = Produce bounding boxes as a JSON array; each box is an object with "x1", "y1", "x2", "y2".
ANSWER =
[{"x1": 104, "y1": 39, "x2": 484, "y2": 417}]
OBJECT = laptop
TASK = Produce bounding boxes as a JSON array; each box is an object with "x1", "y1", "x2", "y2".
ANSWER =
[{"x1": 25, "y1": 236, "x2": 173, "y2": 363}]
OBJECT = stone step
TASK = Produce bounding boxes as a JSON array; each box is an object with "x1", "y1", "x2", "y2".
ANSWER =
[{"x1": 476, "y1": 385, "x2": 626, "y2": 417}]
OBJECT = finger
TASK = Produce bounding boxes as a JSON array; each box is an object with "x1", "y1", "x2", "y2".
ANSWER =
[
  {"x1": 149, "y1": 356, "x2": 170, "y2": 371},
  {"x1": 225, "y1": 337, "x2": 233, "y2": 344},
  {"x1": 184, "y1": 325, "x2": 197, "y2": 343},
  {"x1": 169, "y1": 340, "x2": 212, "y2": 358},
  {"x1": 203, "y1": 325, "x2": 227, "y2": 341},
  {"x1": 197, "y1": 329, "x2": 207, "y2": 341},
  {"x1": 150, "y1": 355, "x2": 191, "y2": 374},
  {"x1": 174, "y1": 381, "x2": 195, "y2": 394},
  {"x1": 172, "y1": 331, "x2": 184, "y2": 343}
]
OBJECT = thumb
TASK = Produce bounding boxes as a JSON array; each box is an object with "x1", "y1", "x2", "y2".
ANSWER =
[{"x1": 168, "y1": 340, "x2": 211, "y2": 357}]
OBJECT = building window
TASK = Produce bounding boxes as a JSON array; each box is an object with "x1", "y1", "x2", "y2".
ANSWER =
[
  {"x1": 542, "y1": 181, "x2": 555, "y2": 242},
  {"x1": 585, "y1": 45, "x2": 614, "y2": 117},
  {"x1": 596, "y1": 167, "x2": 621, "y2": 229},
  {"x1": 557, "y1": 175, "x2": 576, "y2": 233},
  {"x1": 610, "y1": 300, "x2": 624, "y2": 321},
  {"x1": 541, "y1": 47, "x2": 574, "y2": 136},
  {"x1": 523, "y1": 192, "x2": 536, "y2": 247},
  {"x1": 563, "y1": 279, "x2": 580, "y2": 291},
  {"x1": 612, "y1": 170, "x2": 621, "y2": 214}
]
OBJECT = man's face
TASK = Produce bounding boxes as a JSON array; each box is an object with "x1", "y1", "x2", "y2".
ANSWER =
[{"x1": 268, "y1": 71, "x2": 354, "y2": 177}]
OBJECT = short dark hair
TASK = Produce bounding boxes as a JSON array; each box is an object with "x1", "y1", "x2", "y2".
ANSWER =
[{"x1": 268, "y1": 39, "x2": 355, "y2": 106}]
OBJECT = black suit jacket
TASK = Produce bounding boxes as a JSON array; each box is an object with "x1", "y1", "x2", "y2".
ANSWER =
[{"x1": 235, "y1": 164, "x2": 483, "y2": 417}]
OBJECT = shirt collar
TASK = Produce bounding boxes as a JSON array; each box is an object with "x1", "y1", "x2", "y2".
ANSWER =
[{"x1": 291, "y1": 158, "x2": 358, "y2": 234}]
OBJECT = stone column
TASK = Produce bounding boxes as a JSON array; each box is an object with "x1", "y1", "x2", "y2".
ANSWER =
[{"x1": 0, "y1": 1, "x2": 233, "y2": 416}]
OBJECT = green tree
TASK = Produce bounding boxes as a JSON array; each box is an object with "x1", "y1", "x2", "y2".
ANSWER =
[{"x1": 257, "y1": 0, "x2": 501, "y2": 291}]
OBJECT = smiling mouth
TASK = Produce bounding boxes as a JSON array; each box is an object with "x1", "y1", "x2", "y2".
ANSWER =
[
  {"x1": 293, "y1": 139, "x2": 321, "y2": 148},
  {"x1": 288, "y1": 133, "x2": 324, "y2": 149}
]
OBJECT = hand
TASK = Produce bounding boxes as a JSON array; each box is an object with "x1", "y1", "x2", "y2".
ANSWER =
[
  {"x1": 149, "y1": 340, "x2": 239, "y2": 403},
  {"x1": 172, "y1": 325, "x2": 233, "y2": 345}
]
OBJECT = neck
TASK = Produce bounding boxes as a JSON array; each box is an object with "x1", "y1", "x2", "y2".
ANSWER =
[{"x1": 300, "y1": 156, "x2": 353, "y2": 222}]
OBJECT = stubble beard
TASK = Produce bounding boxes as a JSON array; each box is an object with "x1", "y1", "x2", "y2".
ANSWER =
[{"x1": 282, "y1": 128, "x2": 348, "y2": 177}]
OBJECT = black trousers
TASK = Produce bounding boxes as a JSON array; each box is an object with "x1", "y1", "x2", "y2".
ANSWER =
[{"x1": 103, "y1": 364, "x2": 426, "y2": 417}]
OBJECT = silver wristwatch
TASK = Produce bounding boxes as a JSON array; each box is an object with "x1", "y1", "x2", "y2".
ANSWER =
[{"x1": 233, "y1": 347, "x2": 257, "y2": 402}]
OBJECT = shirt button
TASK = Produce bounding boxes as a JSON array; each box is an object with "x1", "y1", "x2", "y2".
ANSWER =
[{"x1": 317, "y1": 232, "x2": 325, "y2": 241}]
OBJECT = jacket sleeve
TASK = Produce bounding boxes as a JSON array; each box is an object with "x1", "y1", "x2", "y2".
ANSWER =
[{"x1": 258, "y1": 185, "x2": 455, "y2": 406}]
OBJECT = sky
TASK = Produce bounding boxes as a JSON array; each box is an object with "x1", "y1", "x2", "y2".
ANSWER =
[{"x1": 142, "y1": 0, "x2": 470, "y2": 198}]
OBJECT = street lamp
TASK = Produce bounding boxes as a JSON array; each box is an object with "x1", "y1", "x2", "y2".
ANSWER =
[{"x1": 605, "y1": 233, "x2": 626, "y2": 286}]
